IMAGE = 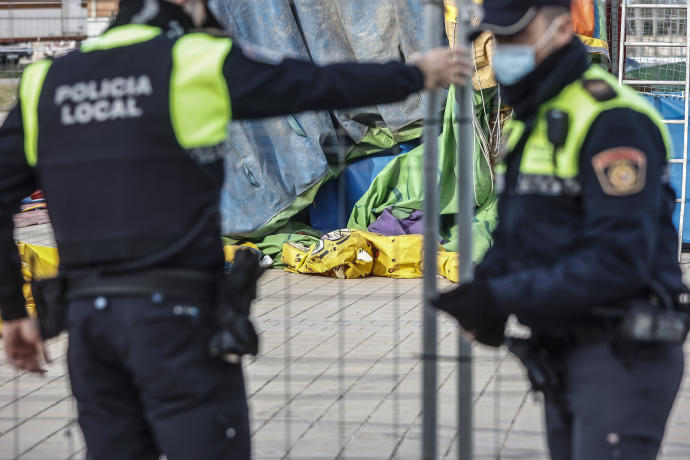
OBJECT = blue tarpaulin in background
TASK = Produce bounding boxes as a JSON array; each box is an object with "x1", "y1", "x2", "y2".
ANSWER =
[
  {"x1": 209, "y1": 0, "x2": 427, "y2": 238},
  {"x1": 210, "y1": 0, "x2": 335, "y2": 237},
  {"x1": 643, "y1": 93, "x2": 689, "y2": 243},
  {"x1": 291, "y1": 0, "x2": 425, "y2": 142}
]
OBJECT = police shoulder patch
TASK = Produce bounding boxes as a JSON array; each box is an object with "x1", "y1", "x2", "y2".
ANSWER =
[
  {"x1": 591, "y1": 148, "x2": 647, "y2": 196},
  {"x1": 583, "y1": 79, "x2": 617, "y2": 102}
]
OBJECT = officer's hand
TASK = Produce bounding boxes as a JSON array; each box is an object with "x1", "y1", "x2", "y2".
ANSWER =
[
  {"x1": 410, "y1": 48, "x2": 472, "y2": 90},
  {"x1": 3, "y1": 318, "x2": 50, "y2": 374},
  {"x1": 431, "y1": 281, "x2": 507, "y2": 347}
]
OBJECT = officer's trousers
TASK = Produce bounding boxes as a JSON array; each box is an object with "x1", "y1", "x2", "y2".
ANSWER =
[
  {"x1": 544, "y1": 341, "x2": 684, "y2": 460},
  {"x1": 66, "y1": 295, "x2": 251, "y2": 460}
]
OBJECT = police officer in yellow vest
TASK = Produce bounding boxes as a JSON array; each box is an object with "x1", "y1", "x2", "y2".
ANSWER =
[
  {"x1": 433, "y1": 1, "x2": 686, "y2": 459},
  {"x1": 0, "y1": 0, "x2": 472, "y2": 458}
]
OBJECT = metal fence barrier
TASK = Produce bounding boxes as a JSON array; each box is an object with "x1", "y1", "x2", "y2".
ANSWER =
[{"x1": 1, "y1": 2, "x2": 689, "y2": 460}]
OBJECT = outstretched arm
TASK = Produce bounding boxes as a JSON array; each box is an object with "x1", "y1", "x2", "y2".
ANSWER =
[{"x1": 224, "y1": 45, "x2": 471, "y2": 120}]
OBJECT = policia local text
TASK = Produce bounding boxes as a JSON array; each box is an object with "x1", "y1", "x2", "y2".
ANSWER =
[{"x1": 55, "y1": 75, "x2": 153, "y2": 125}]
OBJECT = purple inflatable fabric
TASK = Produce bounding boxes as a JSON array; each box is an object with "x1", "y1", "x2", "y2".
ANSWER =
[{"x1": 367, "y1": 207, "x2": 424, "y2": 236}]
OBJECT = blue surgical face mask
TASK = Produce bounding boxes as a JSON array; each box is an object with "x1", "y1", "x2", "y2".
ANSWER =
[
  {"x1": 492, "y1": 45, "x2": 536, "y2": 86},
  {"x1": 492, "y1": 18, "x2": 564, "y2": 86}
]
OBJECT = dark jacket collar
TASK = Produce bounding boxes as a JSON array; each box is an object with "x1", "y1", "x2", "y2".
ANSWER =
[
  {"x1": 109, "y1": 0, "x2": 194, "y2": 37},
  {"x1": 500, "y1": 38, "x2": 590, "y2": 121}
]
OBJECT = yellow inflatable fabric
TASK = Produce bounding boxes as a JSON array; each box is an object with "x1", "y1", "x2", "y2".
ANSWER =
[
  {"x1": 0, "y1": 242, "x2": 59, "y2": 335},
  {"x1": 223, "y1": 242, "x2": 262, "y2": 263},
  {"x1": 437, "y1": 250, "x2": 459, "y2": 283},
  {"x1": 282, "y1": 229, "x2": 460, "y2": 282},
  {"x1": 283, "y1": 229, "x2": 374, "y2": 279},
  {"x1": 445, "y1": 0, "x2": 497, "y2": 91},
  {"x1": 368, "y1": 232, "x2": 425, "y2": 278}
]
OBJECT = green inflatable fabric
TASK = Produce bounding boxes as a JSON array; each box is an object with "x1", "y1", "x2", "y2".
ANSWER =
[
  {"x1": 223, "y1": 221, "x2": 322, "y2": 268},
  {"x1": 348, "y1": 85, "x2": 499, "y2": 262}
]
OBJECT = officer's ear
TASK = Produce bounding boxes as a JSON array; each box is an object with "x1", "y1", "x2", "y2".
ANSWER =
[
  {"x1": 553, "y1": 13, "x2": 574, "y2": 48},
  {"x1": 538, "y1": 6, "x2": 574, "y2": 48},
  {"x1": 542, "y1": 4, "x2": 574, "y2": 48},
  {"x1": 533, "y1": 8, "x2": 573, "y2": 64}
]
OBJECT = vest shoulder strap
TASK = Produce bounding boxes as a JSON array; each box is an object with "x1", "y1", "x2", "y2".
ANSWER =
[
  {"x1": 170, "y1": 33, "x2": 234, "y2": 149},
  {"x1": 81, "y1": 24, "x2": 162, "y2": 52},
  {"x1": 20, "y1": 59, "x2": 53, "y2": 167},
  {"x1": 548, "y1": 65, "x2": 672, "y2": 159},
  {"x1": 517, "y1": 65, "x2": 672, "y2": 180}
]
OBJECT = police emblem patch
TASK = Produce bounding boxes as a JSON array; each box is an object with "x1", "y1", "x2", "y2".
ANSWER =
[{"x1": 591, "y1": 148, "x2": 647, "y2": 196}]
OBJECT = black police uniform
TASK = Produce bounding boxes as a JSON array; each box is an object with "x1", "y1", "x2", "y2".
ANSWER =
[
  {"x1": 481, "y1": 38, "x2": 685, "y2": 460},
  {"x1": 433, "y1": 1, "x2": 686, "y2": 459},
  {"x1": 0, "y1": 3, "x2": 426, "y2": 459}
]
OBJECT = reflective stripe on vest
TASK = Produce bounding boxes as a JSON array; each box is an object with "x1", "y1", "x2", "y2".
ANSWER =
[
  {"x1": 20, "y1": 59, "x2": 52, "y2": 167},
  {"x1": 19, "y1": 26, "x2": 234, "y2": 165},
  {"x1": 170, "y1": 34, "x2": 233, "y2": 149},
  {"x1": 81, "y1": 24, "x2": 162, "y2": 52},
  {"x1": 21, "y1": 25, "x2": 162, "y2": 166},
  {"x1": 497, "y1": 65, "x2": 672, "y2": 196}
]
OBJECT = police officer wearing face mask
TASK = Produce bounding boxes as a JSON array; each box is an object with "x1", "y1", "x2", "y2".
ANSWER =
[
  {"x1": 0, "y1": 0, "x2": 473, "y2": 458},
  {"x1": 433, "y1": 1, "x2": 686, "y2": 459}
]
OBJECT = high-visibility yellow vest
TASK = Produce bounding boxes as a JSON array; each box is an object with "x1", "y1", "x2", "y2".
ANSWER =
[
  {"x1": 496, "y1": 65, "x2": 671, "y2": 196},
  {"x1": 19, "y1": 24, "x2": 234, "y2": 166}
]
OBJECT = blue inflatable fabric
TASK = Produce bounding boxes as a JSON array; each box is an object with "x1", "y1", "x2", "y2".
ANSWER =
[{"x1": 643, "y1": 93, "x2": 689, "y2": 243}]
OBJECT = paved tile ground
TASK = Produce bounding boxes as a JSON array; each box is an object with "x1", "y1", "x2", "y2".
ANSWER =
[{"x1": 0, "y1": 223, "x2": 688, "y2": 459}]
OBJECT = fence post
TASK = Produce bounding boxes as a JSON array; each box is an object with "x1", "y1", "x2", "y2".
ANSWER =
[
  {"x1": 610, "y1": 0, "x2": 620, "y2": 77},
  {"x1": 454, "y1": 2, "x2": 476, "y2": 459},
  {"x1": 422, "y1": 1, "x2": 443, "y2": 459},
  {"x1": 680, "y1": 3, "x2": 690, "y2": 258}
]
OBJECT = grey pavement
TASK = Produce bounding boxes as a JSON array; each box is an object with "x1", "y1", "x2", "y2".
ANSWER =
[{"x1": 0, "y1": 223, "x2": 688, "y2": 459}]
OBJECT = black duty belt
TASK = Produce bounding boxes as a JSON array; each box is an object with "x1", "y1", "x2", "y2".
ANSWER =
[
  {"x1": 567, "y1": 322, "x2": 618, "y2": 345},
  {"x1": 539, "y1": 316, "x2": 622, "y2": 348},
  {"x1": 66, "y1": 269, "x2": 219, "y2": 304}
]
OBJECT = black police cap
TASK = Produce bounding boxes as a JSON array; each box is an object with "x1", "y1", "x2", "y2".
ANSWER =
[{"x1": 470, "y1": 0, "x2": 572, "y2": 40}]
